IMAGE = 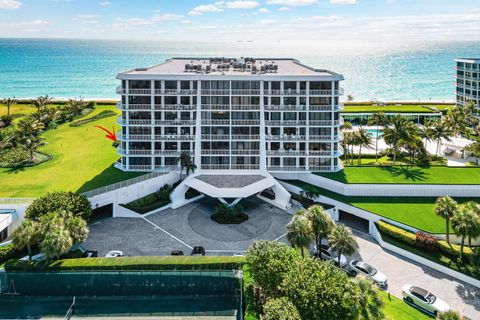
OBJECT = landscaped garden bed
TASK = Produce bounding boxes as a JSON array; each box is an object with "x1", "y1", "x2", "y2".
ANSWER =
[
  {"x1": 121, "y1": 184, "x2": 174, "y2": 214},
  {"x1": 342, "y1": 102, "x2": 452, "y2": 114},
  {"x1": 211, "y1": 203, "x2": 249, "y2": 224}
]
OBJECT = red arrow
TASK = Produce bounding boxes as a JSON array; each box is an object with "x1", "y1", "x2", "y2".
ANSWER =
[{"x1": 94, "y1": 125, "x2": 117, "y2": 142}]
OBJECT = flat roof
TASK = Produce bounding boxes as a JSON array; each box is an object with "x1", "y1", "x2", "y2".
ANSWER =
[
  {"x1": 195, "y1": 174, "x2": 267, "y2": 188},
  {"x1": 118, "y1": 57, "x2": 343, "y2": 79},
  {"x1": 455, "y1": 58, "x2": 480, "y2": 63}
]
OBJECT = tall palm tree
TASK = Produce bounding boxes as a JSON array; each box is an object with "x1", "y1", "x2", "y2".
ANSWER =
[
  {"x1": 328, "y1": 224, "x2": 356, "y2": 266},
  {"x1": 1, "y1": 97, "x2": 17, "y2": 115},
  {"x1": 65, "y1": 214, "x2": 89, "y2": 245},
  {"x1": 177, "y1": 151, "x2": 193, "y2": 180},
  {"x1": 286, "y1": 214, "x2": 313, "y2": 258},
  {"x1": 431, "y1": 120, "x2": 451, "y2": 156},
  {"x1": 186, "y1": 162, "x2": 197, "y2": 176},
  {"x1": 65, "y1": 97, "x2": 87, "y2": 117},
  {"x1": 17, "y1": 117, "x2": 44, "y2": 138},
  {"x1": 434, "y1": 196, "x2": 458, "y2": 244},
  {"x1": 12, "y1": 220, "x2": 40, "y2": 260},
  {"x1": 419, "y1": 121, "x2": 434, "y2": 152},
  {"x1": 451, "y1": 207, "x2": 471, "y2": 259},
  {"x1": 462, "y1": 202, "x2": 480, "y2": 248},
  {"x1": 305, "y1": 205, "x2": 334, "y2": 257},
  {"x1": 353, "y1": 276, "x2": 384, "y2": 320},
  {"x1": 340, "y1": 121, "x2": 353, "y2": 164},
  {"x1": 368, "y1": 112, "x2": 388, "y2": 162},
  {"x1": 0, "y1": 130, "x2": 13, "y2": 150},
  {"x1": 35, "y1": 95, "x2": 53, "y2": 112},
  {"x1": 465, "y1": 141, "x2": 480, "y2": 165},
  {"x1": 22, "y1": 136, "x2": 43, "y2": 162},
  {"x1": 355, "y1": 127, "x2": 374, "y2": 165}
]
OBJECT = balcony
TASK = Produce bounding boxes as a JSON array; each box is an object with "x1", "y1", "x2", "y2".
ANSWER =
[
  {"x1": 231, "y1": 149, "x2": 260, "y2": 155},
  {"x1": 154, "y1": 89, "x2": 197, "y2": 95},
  {"x1": 201, "y1": 134, "x2": 230, "y2": 140},
  {"x1": 267, "y1": 166, "x2": 307, "y2": 171},
  {"x1": 202, "y1": 150, "x2": 230, "y2": 155},
  {"x1": 117, "y1": 119, "x2": 152, "y2": 126},
  {"x1": 265, "y1": 105, "x2": 306, "y2": 111},
  {"x1": 263, "y1": 90, "x2": 303, "y2": 95},
  {"x1": 266, "y1": 135, "x2": 306, "y2": 141},
  {"x1": 232, "y1": 135, "x2": 260, "y2": 140},
  {"x1": 117, "y1": 149, "x2": 152, "y2": 156},
  {"x1": 154, "y1": 165, "x2": 182, "y2": 172},
  {"x1": 231, "y1": 105, "x2": 260, "y2": 110},
  {"x1": 129, "y1": 89, "x2": 152, "y2": 95},
  {"x1": 201, "y1": 89, "x2": 231, "y2": 95},
  {"x1": 201, "y1": 104, "x2": 230, "y2": 110},
  {"x1": 231, "y1": 164, "x2": 260, "y2": 170},
  {"x1": 309, "y1": 135, "x2": 341, "y2": 141},
  {"x1": 231, "y1": 120, "x2": 260, "y2": 126},
  {"x1": 231, "y1": 89, "x2": 261, "y2": 95},
  {"x1": 154, "y1": 120, "x2": 196, "y2": 126},
  {"x1": 265, "y1": 120, "x2": 307, "y2": 126},
  {"x1": 128, "y1": 104, "x2": 151, "y2": 110},
  {"x1": 116, "y1": 86, "x2": 125, "y2": 94},
  {"x1": 201, "y1": 164, "x2": 230, "y2": 170},
  {"x1": 201, "y1": 120, "x2": 230, "y2": 125},
  {"x1": 156, "y1": 104, "x2": 196, "y2": 110},
  {"x1": 267, "y1": 150, "x2": 307, "y2": 156}
]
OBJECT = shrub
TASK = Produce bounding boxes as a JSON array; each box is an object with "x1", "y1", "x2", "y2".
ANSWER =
[
  {"x1": 376, "y1": 221, "x2": 416, "y2": 245},
  {"x1": 0, "y1": 243, "x2": 18, "y2": 263},
  {"x1": 26, "y1": 192, "x2": 92, "y2": 221},
  {"x1": 415, "y1": 231, "x2": 439, "y2": 252},
  {"x1": 438, "y1": 240, "x2": 473, "y2": 258},
  {"x1": 69, "y1": 110, "x2": 116, "y2": 127},
  {"x1": 185, "y1": 187, "x2": 200, "y2": 199},
  {"x1": 0, "y1": 147, "x2": 30, "y2": 167},
  {"x1": 211, "y1": 203, "x2": 248, "y2": 224},
  {"x1": 263, "y1": 297, "x2": 301, "y2": 320},
  {"x1": 0, "y1": 114, "x2": 13, "y2": 127}
]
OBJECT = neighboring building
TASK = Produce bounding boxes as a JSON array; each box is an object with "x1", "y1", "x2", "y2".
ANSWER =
[
  {"x1": 455, "y1": 58, "x2": 480, "y2": 108},
  {"x1": 115, "y1": 57, "x2": 344, "y2": 175}
]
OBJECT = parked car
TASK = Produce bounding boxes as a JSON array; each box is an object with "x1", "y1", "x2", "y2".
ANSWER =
[
  {"x1": 171, "y1": 250, "x2": 184, "y2": 256},
  {"x1": 349, "y1": 260, "x2": 387, "y2": 288},
  {"x1": 402, "y1": 285, "x2": 450, "y2": 315},
  {"x1": 105, "y1": 250, "x2": 124, "y2": 258},
  {"x1": 83, "y1": 250, "x2": 98, "y2": 258},
  {"x1": 317, "y1": 244, "x2": 347, "y2": 267},
  {"x1": 191, "y1": 246, "x2": 205, "y2": 256}
]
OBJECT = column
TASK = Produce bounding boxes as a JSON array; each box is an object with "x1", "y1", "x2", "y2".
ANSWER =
[
  {"x1": 259, "y1": 81, "x2": 267, "y2": 173},
  {"x1": 195, "y1": 80, "x2": 202, "y2": 171}
]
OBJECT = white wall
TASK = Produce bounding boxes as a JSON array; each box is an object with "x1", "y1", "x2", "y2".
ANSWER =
[{"x1": 273, "y1": 172, "x2": 480, "y2": 198}]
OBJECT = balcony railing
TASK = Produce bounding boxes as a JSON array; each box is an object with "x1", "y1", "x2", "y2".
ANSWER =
[
  {"x1": 201, "y1": 134, "x2": 230, "y2": 140},
  {"x1": 231, "y1": 89, "x2": 261, "y2": 95},
  {"x1": 232, "y1": 135, "x2": 260, "y2": 140},
  {"x1": 201, "y1": 164, "x2": 230, "y2": 170},
  {"x1": 265, "y1": 120, "x2": 307, "y2": 126},
  {"x1": 129, "y1": 89, "x2": 152, "y2": 95},
  {"x1": 265, "y1": 105, "x2": 306, "y2": 111},
  {"x1": 231, "y1": 120, "x2": 260, "y2": 125},
  {"x1": 156, "y1": 104, "x2": 196, "y2": 110},
  {"x1": 267, "y1": 150, "x2": 307, "y2": 156},
  {"x1": 118, "y1": 119, "x2": 152, "y2": 126},
  {"x1": 155, "y1": 120, "x2": 196, "y2": 126},
  {"x1": 154, "y1": 165, "x2": 182, "y2": 171},
  {"x1": 201, "y1": 120, "x2": 230, "y2": 125},
  {"x1": 231, "y1": 164, "x2": 260, "y2": 170},
  {"x1": 266, "y1": 135, "x2": 306, "y2": 141},
  {"x1": 267, "y1": 166, "x2": 307, "y2": 171},
  {"x1": 202, "y1": 150, "x2": 230, "y2": 155},
  {"x1": 232, "y1": 149, "x2": 260, "y2": 155},
  {"x1": 201, "y1": 89, "x2": 231, "y2": 95},
  {"x1": 231, "y1": 105, "x2": 260, "y2": 110},
  {"x1": 201, "y1": 104, "x2": 230, "y2": 110},
  {"x1": 128, "y1": 104, "x2": 151, "y2": 110}
]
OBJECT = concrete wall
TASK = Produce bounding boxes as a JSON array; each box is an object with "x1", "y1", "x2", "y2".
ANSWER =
[{"x1": 273, "y1": 172, "x2": 480, "y2": 198}]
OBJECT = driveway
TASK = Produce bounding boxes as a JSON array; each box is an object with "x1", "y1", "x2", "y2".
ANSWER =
[{"x1": 351, "y1": 232, "x2": 480, "y2": 319}]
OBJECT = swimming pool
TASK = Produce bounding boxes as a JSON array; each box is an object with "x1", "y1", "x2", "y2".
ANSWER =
[{"x1": 367, "y1": 129, "x2": 384, "y2": 137}]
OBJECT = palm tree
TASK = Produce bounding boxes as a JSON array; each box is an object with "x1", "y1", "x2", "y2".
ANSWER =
[
  {"x1": 451, "y1": 207, "x2": 471, "y2": 259},
  {"x1": 355, "y1": 127, "x2": 374, "y2": 165},
  {"x1": 40, "y1": 224, "x2": 73, "y2": 260},
  {"x1": 186, "y1": 162, "x2": 197, "y2": 176},
  {"x1": 434, "y1": 196, "x2": 458, "y2": 244},
  {"x1": 22, "y1": 136, "x2": 43, "y2": 162},
  {"x1": 328, "y1": 224, "x2": 356, "y2": 266},
  {"x1": 304, "y1": 205, "x2": 334, "y2": 257},
  {"x1": 65, "y1": 214, "x2": 89, "y2": 244},
  {"x1": 340, "y1": 121, "x2": 353, "y2": 164},
  {"x1": 465, "y1": 141, "x2": 480, "y2": 165},
  {"x1": 353, "y1": 276, "x2": 384, "y2": 320},
  {"x1": 12, "y1": 220, "x2": 40, "y2": 260},
  {"x1": 34, "y1": 95, "x2": 53, "y2": 112},
  {"x1": 431, "y1": 120, "x2": 451, "y2": 156},
  {"x1": 286, "y1": 214, "x2": 313, "y2": 258},
  {"x1": 1, "y1": 97, "x2": 17, "y2": 115},
  {"x1": 0, "y1": 130, "x2": 13, "y2": 150},
  {"x1": 65, "y1": 97, "x2": 87, "y2": 117},
  {"x1": 17, "y1": 117, "x2": 44, "y2": 138},
  {"x1": 368, "y1": 112, "x2": 388, "y2": 162},
  {"x1": 383, "y1": 115, "x2": 405, "y2": 164},
  {"x1": 462, "y1": 202, "x2": 480, "y2": 248},
  {"x1": 177, "y1": 151, "x2": 192, "y2": 180}
]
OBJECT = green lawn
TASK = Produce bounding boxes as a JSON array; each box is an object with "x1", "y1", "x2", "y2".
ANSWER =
[
  {"x1": 287, "y1": 180, "x2": 479, "y2": 233},
  {"x1": 342, "y1": 103, "x2": 452, "y2": 113},
  {"x1": 0, "y1": 105, "x2": 143, "y2": 198},
  {"x1": 317, "y1": 166, "x2": 480, "y2": 185},
  {"x1": 380, "y1": 291, "x2": 433, "y2": 320}
]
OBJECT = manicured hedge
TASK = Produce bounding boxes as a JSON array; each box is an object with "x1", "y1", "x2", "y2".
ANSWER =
[
  {"x1": 0, "y1": 244, "x2": 18, "y2": 264},
  {"x1": 438, "y1": 240, "x2": 473, "y2": 258},
  {"x1": 5, "y1": 256, "x2": 245, "y2": 271},
  {"x1": 69, "y1": 110, "x2": 116, "y2": 127},
  {"x1": 376, "y1": 221, "x2": 416, "y2": 245}
]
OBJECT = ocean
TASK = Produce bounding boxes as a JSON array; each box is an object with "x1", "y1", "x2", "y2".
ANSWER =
[{"x1": 0, "y1": 38, "x2": 478, "y2": 101}]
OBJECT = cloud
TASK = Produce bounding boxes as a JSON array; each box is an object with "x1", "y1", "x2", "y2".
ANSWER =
[
  {"x1": 0, "y1": 0, "x2": 21, "y2": 10},
  {"x1": 260, "y1": 19, "x2": 276, "y2": 25},
  {"x1": 329, "y1": 0, "x2": 357, "y2": 5},
  {"x1": 98, "y1": 1, "x2": 110, "y2": 6},
  {"x1": 181, "y1": 19, "x2": 191, "y2": 24},
  {"x1": 258, "y1": 8, "x2": 270, "y2": 14},
  {"x1": 266, "y1": 0, "x2": 317, "y2": 6},
  {"x1": 189, "y1": 4, "x2": 223, "y2": 16},
  {"x1": 152, "y1": 13, "x2": 183, "y2": 22},
  {"x1": 225, "y1": 1, "x2": 260, "y2": 9},
  {"x1": 278, "y1": 6, "x2": 290, "y2": 11}
]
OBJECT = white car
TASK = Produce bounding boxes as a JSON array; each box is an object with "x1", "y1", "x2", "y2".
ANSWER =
[
  {"x1": 318, "y1": 244, "x2": 348, "y2": 267},
  {"x1": 105, "y1": 250, "x2": 124, "y2": 258},
  {"x1": 349, "y1": 260, "x2": 388, "y2": 289},
  {"x1": 402, "y1": 285, "x2": 450, "y2": 316}
]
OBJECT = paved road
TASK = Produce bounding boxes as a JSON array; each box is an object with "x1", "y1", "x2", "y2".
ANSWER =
[{"x1": 350, "y1": 232, "x2": 480, "y2": 319}]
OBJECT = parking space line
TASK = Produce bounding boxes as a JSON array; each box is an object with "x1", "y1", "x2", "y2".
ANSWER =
[
  {"x1": 273, "y1": 233, "x2": 287, "y2": 241},
  {"x1": 142, "y1": 217, "x2": 193, "y2": 250}
]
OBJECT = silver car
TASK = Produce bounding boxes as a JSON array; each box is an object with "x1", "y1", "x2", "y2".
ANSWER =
[
  {"x1": 349, "y1": 260, "x2": 388, "y2": 289},
  {"x1": 318, "y1": 244, "x2": 348, "y2": 267},
  {"x1": 402, "y1": 285, "x2": 450, "y2": 316},
  {"x1": 105, "y1": 250, "x2": 124, "y2": 258}
]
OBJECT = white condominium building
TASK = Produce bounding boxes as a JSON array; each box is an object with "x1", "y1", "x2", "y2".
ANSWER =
[
  {"x1": 115, "y1": 57, "x2": 344, "y2": 175},
  {"x1": 455, "y1": 58, "x2": 480, "y2": 108}
]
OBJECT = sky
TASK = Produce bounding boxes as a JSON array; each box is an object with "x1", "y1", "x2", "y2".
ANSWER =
[{"x1": 0, "y1": 0, "x2": 479, "y2": 43}]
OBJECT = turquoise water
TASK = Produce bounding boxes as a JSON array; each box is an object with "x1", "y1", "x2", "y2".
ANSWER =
[
  {"x1": 0, "y1": 38, "x2": 479, "y2": 100},
  {"x1": 367, "y1": 129, "x2": 384, "y2": 137}
]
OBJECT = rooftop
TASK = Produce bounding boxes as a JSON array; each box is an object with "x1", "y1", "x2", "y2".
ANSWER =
[
  {"x1": 118, "y1": 57, "x2": 342, "y2": 78},
  {"x1": 455, "y1": 58, "x2": 480, "y2": 63}
]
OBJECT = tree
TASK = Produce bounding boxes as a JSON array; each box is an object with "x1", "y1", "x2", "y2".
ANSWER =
[
  {"x1": 12, "y1": 220, "x2": 40, "y2": 260},
  {"x1": 21, "y1": 135, "x2": 43, "y2": 162},
  {"x1": 39, "y1": 224, "x2": 73, "y2": 260},
  {"x1": 17, "y1": 117, "x2": 44, "y2": 138},
  {"x1": 245, "y1": 241, "x2": 301, "y2": 298},
  {"x1": 383, "y1": 116, "x2": 404, "y2": 164},
  {"x1": 177, "y1": 151, "x2": 193, "y2": 180},
  {"x1": 328, "y1": 224, "x2": 356, "y2": 266},
  {"x1": 465, "y1": 141, "x2": 480, "y2": 165},
  {"x1": 436, "y1": 310, "x2": 462, "y2": 320},
  {"x1": 368, "y1": 112, "x2": 388, "y2": 162},
  {"x1": 281, "y1": 258, "x2": 357, "y2": 320},
  {"x1": 65, "y1": 214, "x2": 89, "y2": 244},
  {"x1": 34, "y1": 95, "x2": 53, "y2": 112},
  {"x1": 304, "y1": 205, "x2": 334, "y2": 257},
  {"x1": 186, "y1": 161, "x2": 197, "y2": 176},
  {"x1": 431, "y1": 120, "x2": 451, "y2": 156},
  {"x1": 26, "y1": 191, "x2": 92, "y2": 221},
  {"x1": 352, "y1": 276, "x2": 384, "y2": 320},
  {"x1": 461, "y1": 202, "x2": 480, "y2": 248},
  {"x1": 286, "y1": 214, "x2": 313, "y2": 258},
  {"x1": 263, "y1": 297, "x2": 301, "y2": 320},
  {"x1": 434, "y1": 196, "x2": 458, "y2": 244},
  {"x1": 340, "y1": 121, "x2": 353, "y2": 164},
  {"x1": 451, "y1": 207, "x2": 471, "y2": 259},
  {"x1": 1, "y1": 97, "x2": 17, "y2": 115},
  {"x1": 355, "y1": 127, "x2": 374, "y2": 165},
  {"x1": 64, "y1": 97, "x2": 87, "y2": 118},
  {"x1": 347, "y1": 95, "x2": 354, "y2": 102}
]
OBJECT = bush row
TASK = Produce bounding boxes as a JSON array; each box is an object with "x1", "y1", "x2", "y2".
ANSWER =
[
  {"x1": 0, "y1": 243, "x2": 18, "y2": 264},
  {"x1": 69, "y1": 110, "x2": 116, "y2": 127},
  {"x1": 377, "y1": 221, "x2": 474, "y2": 258},
  {"x1": 5, "y1": 256, "x2": 245, "y2": 271}
]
